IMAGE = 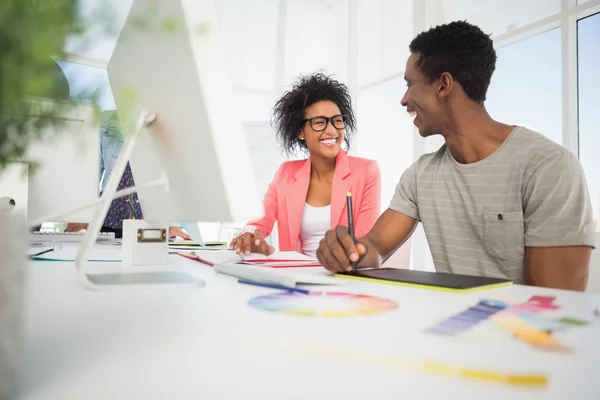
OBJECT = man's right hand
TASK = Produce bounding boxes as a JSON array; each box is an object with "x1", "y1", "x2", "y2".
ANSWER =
[
  {"x1": 230, "y1": 229, "x2": 274, "y2": 256},
  {"x1": 65, "y1": 223, "x2": 89, "y2": 232},
  {"x1": 316, "y1": 225, "x2": 380, "y2": 273}
]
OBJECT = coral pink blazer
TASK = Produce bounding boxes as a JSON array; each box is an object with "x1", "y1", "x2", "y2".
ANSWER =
[{"x1": 249, "y1": 150, "x2": 382, "y2": 252}]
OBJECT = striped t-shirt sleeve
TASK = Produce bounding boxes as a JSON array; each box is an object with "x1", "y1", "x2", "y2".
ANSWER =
[
  {"x1": 522, "y1": 150, "x2": 596, "y2": 248},
  {"x1": 389, "y1": 161, "x2": 420, "y2": 221}
]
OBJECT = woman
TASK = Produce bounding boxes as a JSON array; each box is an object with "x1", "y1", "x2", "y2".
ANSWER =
[{"x1": 230, "y1": 73, "x2": 381, "y2": 257}]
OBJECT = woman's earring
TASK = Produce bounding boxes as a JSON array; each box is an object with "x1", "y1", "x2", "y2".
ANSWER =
[{"x1": 299, "y1": 137, "x2": 304, "y2": 141}]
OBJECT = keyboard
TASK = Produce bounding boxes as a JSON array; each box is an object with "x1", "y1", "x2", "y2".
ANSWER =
[{"x1": 29, "y1": 231, "x2": 116, "y2": 243}]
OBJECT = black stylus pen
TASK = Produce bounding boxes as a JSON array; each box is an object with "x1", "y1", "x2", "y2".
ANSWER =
[
  {"x1": 346, "y1": 192, "x2": 357, "y2": 272},
  {"x1": 29, "y1": 248, "x2": 53, "y2": 259}
]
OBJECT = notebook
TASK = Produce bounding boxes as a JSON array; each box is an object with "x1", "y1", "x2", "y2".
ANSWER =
[{"x1": 335, "y1": 268, "x2": 512, "y2": 293}]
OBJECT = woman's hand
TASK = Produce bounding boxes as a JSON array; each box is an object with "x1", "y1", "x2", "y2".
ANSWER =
[
  {"x1": 230, "y1": 228, "x2": 274, "y2": 256},
  {"x1": 65, "y1": 223, "x2": 88, "y2": 232},
  {"x1": 169, "y1": 226, "x2": 191, "y2": 240}
]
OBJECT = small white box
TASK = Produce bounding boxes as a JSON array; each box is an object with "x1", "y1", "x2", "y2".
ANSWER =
[{"x1": 122, "y1": 220, "x2": 169, "y2": 267}]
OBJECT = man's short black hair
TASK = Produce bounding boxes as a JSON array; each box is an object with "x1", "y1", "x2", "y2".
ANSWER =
[
  {"x1": 271, "y1": 72, "x2": 356, "y2": 157},
  {"x1": 409, "y1": 21, "x2": 497, "y2": 104}
]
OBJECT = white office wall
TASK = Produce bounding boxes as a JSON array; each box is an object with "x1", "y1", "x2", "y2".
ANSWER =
[
  {"x1": 233, "y1": 89, "x2": 276, "y2": 122},
  {"x1": 356, "y1": 0, "x2": 413, "y2": 88},
  {"x1": 284, "y1": 0, "x2": 349, "y2": 85},
  {"x1": 353, "y1": 0, "x2": 415, "y2": 209},
  {"x1": 217, "y1": 0, "x2": 279, "y2": 93},
  {"x1": 352, "y1": 0, "x2": 416, "y2": 269},
  {"x1": 355, "y1": 79, "x2": 413, "y2": 211},
  {"x1": 215, "y1": 0, "x2": 281, "y2": 124}
]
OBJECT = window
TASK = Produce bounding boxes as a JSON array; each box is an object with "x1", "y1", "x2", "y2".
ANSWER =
[
  {"x1": 577, "y1": 12, "x2": 600, "y2": 220},
  {"x1": 56, "y1": 61, "x2": 116, "y2": 110},
  {"x1": 485, "y1": 28, "x2": 562, "y2": 145},
  {"x1": 65, "y1": 0, "x2": 133, "y2": 62}
]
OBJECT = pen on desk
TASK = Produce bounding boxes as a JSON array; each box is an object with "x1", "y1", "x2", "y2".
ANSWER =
[
  {"x1": 346, "y1": 192, "x2": 357, "y2": 272},
  {"x1": 126, "y1": 198, "x2": 137, "y2": 219},
  {"x1": 238, "y1": 278, "x2": 310, "y2": 294},
  {"x1": 30, "y1": 248, "x2": 54, "y2": 259}
]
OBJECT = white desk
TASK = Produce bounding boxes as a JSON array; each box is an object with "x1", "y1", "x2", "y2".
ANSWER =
[{"x1": 18, "y1": 254, "x2": 600, "y2": 399}]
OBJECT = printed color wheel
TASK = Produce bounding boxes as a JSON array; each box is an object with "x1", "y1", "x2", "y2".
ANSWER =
[{"x1": 248, "y1": 291, "x2": 398, "y2": 317}]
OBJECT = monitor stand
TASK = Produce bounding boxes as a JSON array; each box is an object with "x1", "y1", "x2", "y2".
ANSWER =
[{"x1": 75, "y1": 110, "x2": 204, "y2": 290}]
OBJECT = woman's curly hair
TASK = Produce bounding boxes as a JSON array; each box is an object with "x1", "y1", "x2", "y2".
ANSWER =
[{"x1": 271, "y1": 73, "x2": 356, "y2": 157}]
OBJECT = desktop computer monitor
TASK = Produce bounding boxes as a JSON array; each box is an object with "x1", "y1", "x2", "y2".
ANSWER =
[
  {"x1": 106, "y1": 0, "x2": 261, "y2": 224},
  {"x1": 75, "y1": 0, "x2": 261, "y2": 288},
  {"x1": 0, "y1": 101, "x2": 100, "y2": 225}
]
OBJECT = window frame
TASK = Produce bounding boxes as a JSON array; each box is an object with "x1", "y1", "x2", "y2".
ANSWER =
[{"x1": 492, "y1": 0, "x2": 600, "y2": 157}]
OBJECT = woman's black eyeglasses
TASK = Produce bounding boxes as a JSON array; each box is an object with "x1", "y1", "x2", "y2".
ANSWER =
[{"x1": 302, "y1": 115, "x2": 346, "y2": 131}]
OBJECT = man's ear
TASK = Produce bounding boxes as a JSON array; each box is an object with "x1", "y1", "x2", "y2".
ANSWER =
[{"x1": 437, "y1": 72, "x2": 454, "y2": 99}]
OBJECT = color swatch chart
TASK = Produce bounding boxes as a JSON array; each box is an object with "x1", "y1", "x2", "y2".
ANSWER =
[
  {"x1": 248, "y1": 291, "x2": 398, "y2": 318},
  {"x1": 427, "y1": 295, "x2": 590, "y2": 351}
]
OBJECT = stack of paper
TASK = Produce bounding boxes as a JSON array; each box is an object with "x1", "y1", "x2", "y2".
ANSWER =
[
  {"x1": 213, "y1": 263, "x2": 343, "y2": 287},
  {"x1": 178, "y1": 249, "x2": 321, "y2": 268},
  {"x1": 168, "y1": 241, "x2": 227, "y2": 250},
  {"x1": 227, "y1": 258, "x2": 321, "y2": 268}
]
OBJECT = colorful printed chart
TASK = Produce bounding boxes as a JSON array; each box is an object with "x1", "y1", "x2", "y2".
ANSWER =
[
  {"x1": 426, "y1": 295, "x2": 591, "y2": 351},
  {"x1": 248, "y1": 291, "x2": 398, "y2": 317}
]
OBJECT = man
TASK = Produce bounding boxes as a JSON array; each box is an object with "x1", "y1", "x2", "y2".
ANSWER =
[
  {"x1": 66, "y1": 110, "x2": 190, "y2": 239},
  {"x1": 316, "y1": 21, "x2": 595, "y2": 291}
]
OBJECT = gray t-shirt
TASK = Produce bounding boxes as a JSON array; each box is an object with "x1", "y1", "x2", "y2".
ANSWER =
[{"x1": 389, "y1": 126, "x2": 596, "y2": 284}]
